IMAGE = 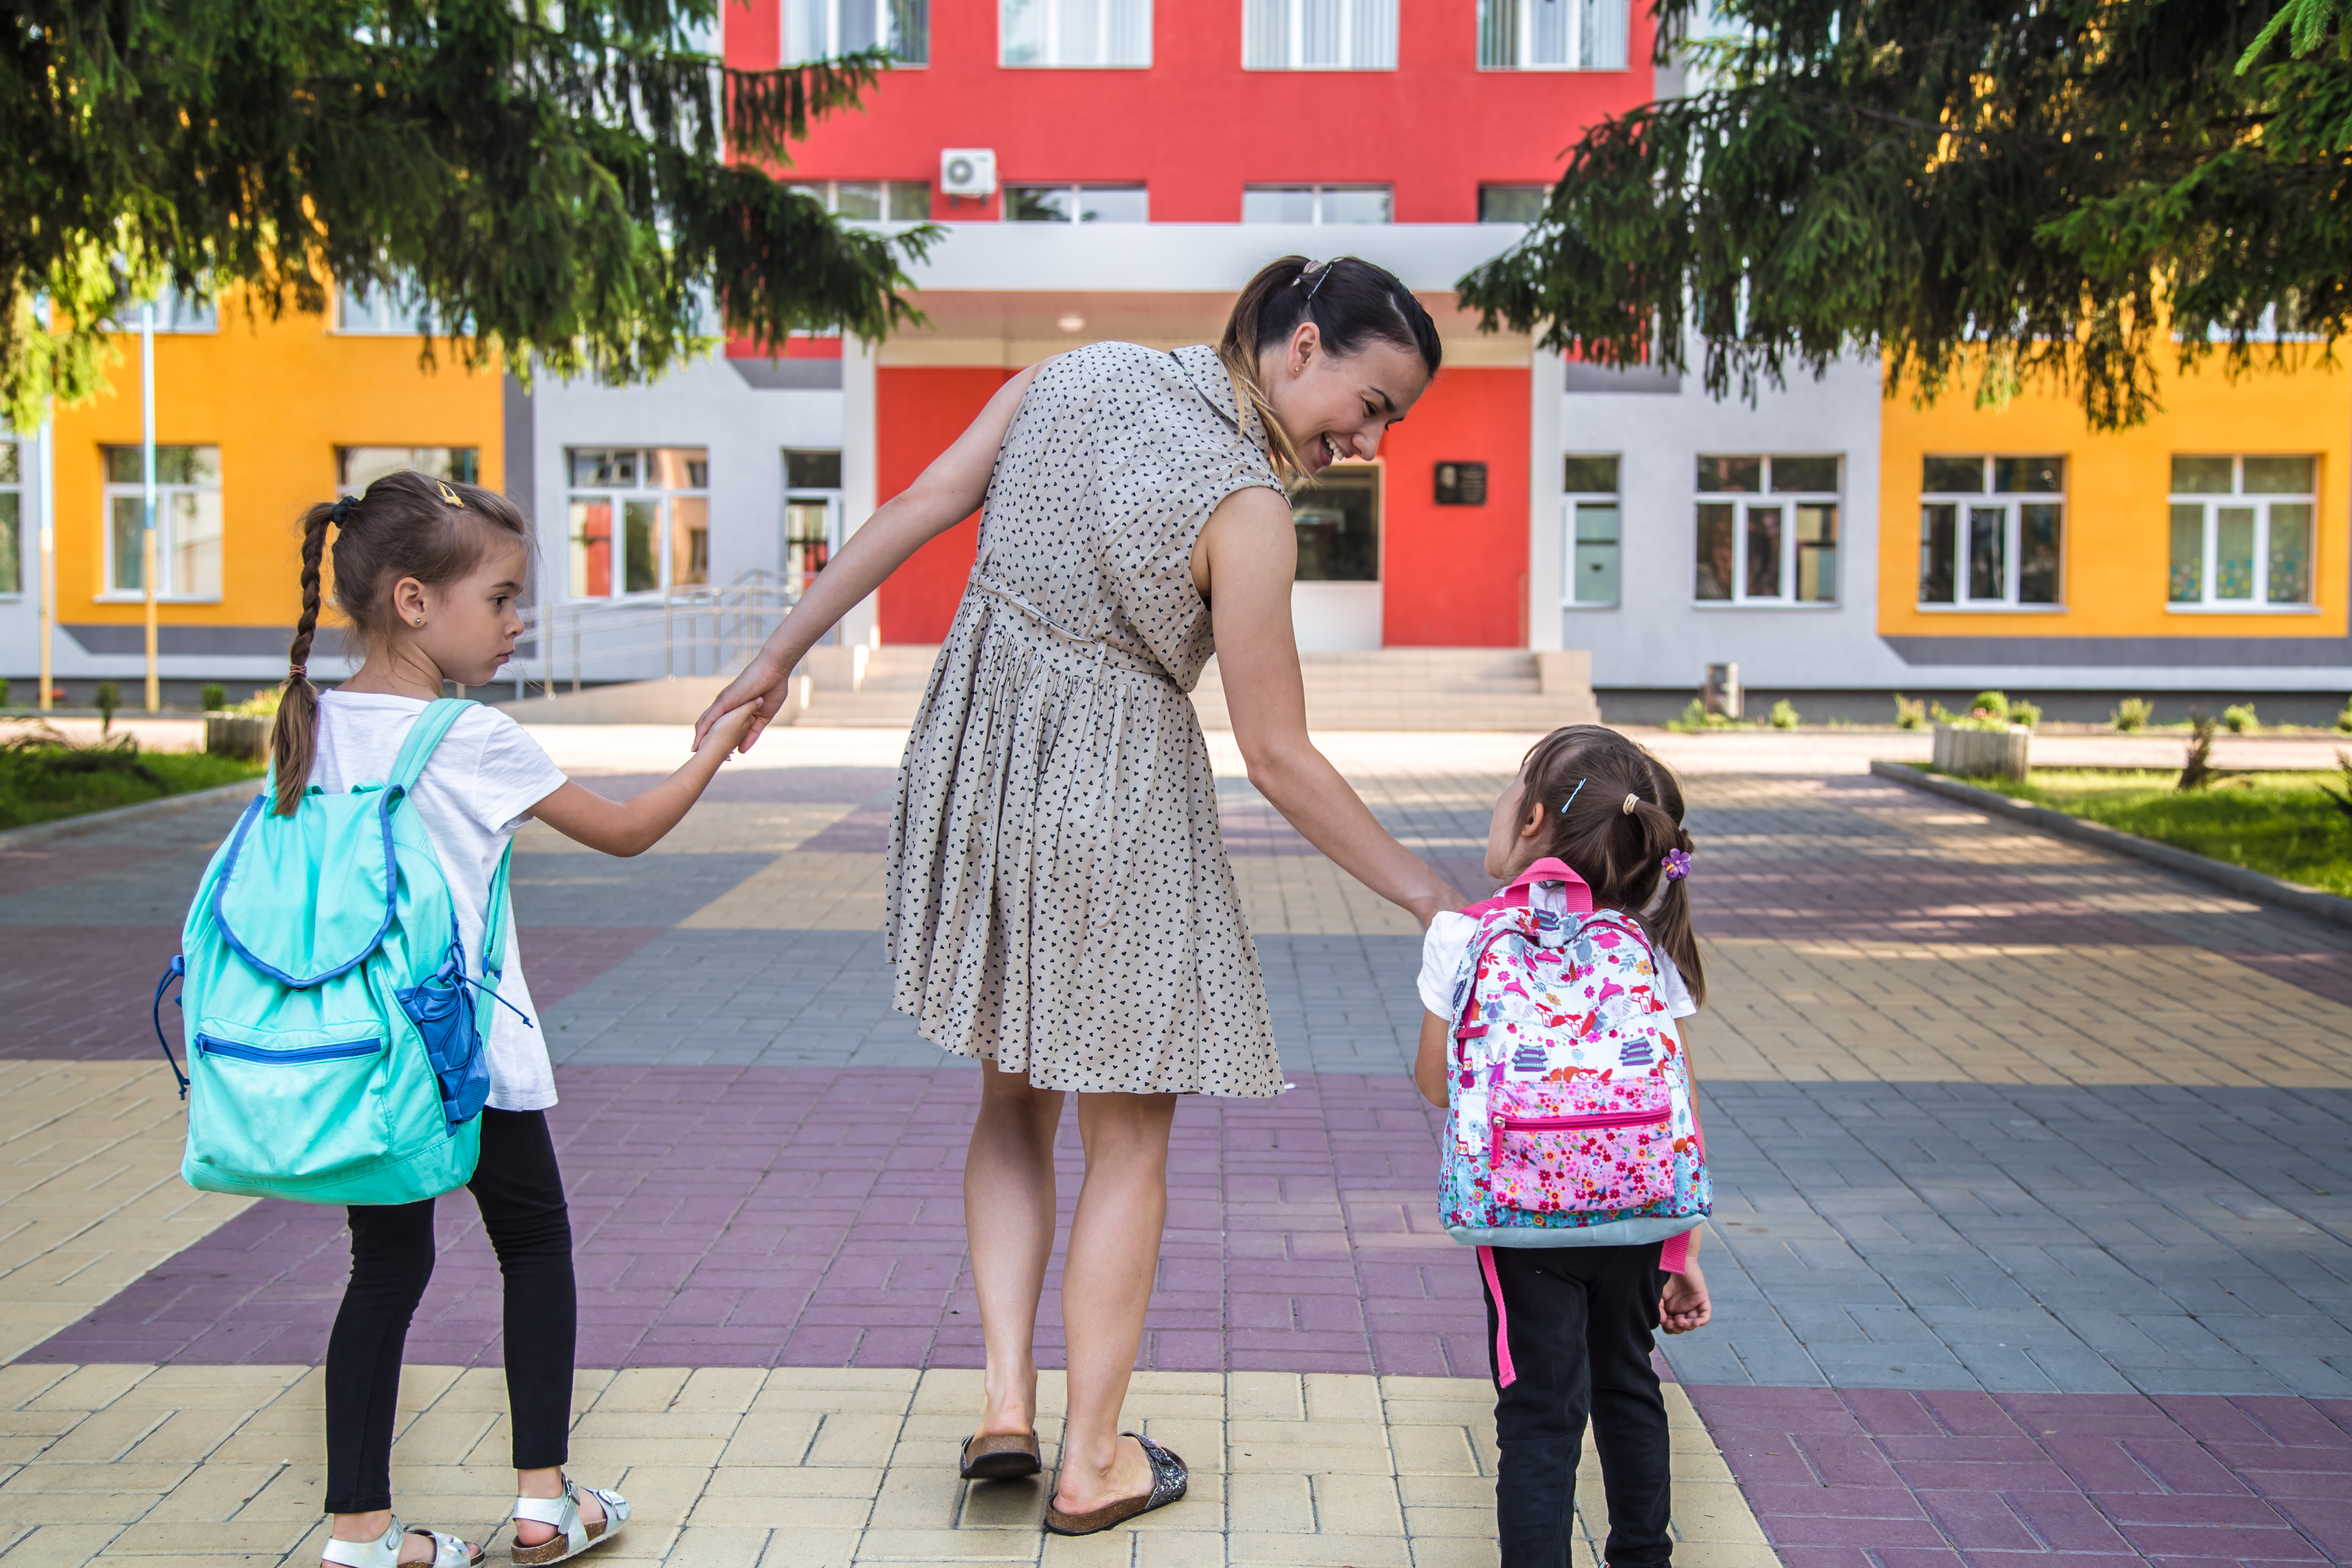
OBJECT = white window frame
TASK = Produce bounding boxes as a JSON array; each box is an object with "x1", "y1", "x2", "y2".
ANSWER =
[
  {"x1": 1562, "y1": 456, "x2": 1621, "y2": 608},
  {"x1": 787, "y1": 179, "x2": 933, "y2": 222},
  {"x1": 0, "y1": 437, "x2": 22, "y2": 597},
  {"x1": 335, "y1": 274, "x2": 440, "y2": 336},
  {"x1": 1002, "y1": 183, "x2": 1149, "y2": 222},
  {"x1": 782, "y1": 449, "x2": 844, "y2": 597},
  {"x1": 2167, "y1": 454, "x2": 2320, "y2": 613},
  {"x1": 1694, "y1": 454, "x2": 1842, "y2": 607},
  {"x1": 782, "y1": 0, "x2": 928, "y2": 63},
  {"x1": 101, "y1": 445, "x2": 223, "y2": 603},
  {"x1": 1478, "y1": 0, "x2": 1630, "y2": 70},
  {"x1": 1242, "y1": 0, "x2": 1398, "y2": 69},
  {"x1": 563, "y1": 447, "x2": 712, "y2": 602},
  {"x1": 1917, "y1": 455, "x2": 2066, "y2": 611},
  {"x1": 1240, "y1": 185, "x2": 1393, "y2": 223},
  {"x1": 1001, "y1": 0, "x2": 1152, "y2": 66},
  {"x1": 106, "y1": 285, "x2": 217, "y2": 335}
]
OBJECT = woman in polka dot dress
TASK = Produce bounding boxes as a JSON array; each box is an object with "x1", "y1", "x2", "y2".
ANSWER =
[{"x1": 698, "y1": 255, "x2": 1460, "y2": 1534}]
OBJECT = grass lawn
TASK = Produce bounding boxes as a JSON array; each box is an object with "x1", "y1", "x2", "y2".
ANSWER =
[
  {"x1": 0, "y1": 746, "x2": 264, "y2": 832},
  {"x1": 1947, "y1": 766, "x2": 2352, "y2": 898}
]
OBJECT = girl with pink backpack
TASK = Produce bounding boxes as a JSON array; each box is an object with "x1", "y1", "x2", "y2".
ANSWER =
[{"x1": 1412, "y1": 725, "x2": 1714, "y2": 1568}]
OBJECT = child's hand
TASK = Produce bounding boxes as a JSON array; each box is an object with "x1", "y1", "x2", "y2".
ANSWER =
[
  {"x1": 697, "y1": 703, "x2": 759, "y2": 758},
  {"x1": 1660, "y1": 1261, "x2": 1711, "y2": 1335}
]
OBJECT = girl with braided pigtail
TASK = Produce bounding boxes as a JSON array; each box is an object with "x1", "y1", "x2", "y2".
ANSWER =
[
  {"x1": 1411, "y1": 724, "x2": 1712, "y2": 1568},
  {"x1": 280, "y1": 472, "x2": 760, "y2": 1568}
]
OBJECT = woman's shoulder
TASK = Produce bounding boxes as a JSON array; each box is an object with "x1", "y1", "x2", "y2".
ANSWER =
[{"x1": 1038, "y1": 339, "x2": 1187, "y2": 390}]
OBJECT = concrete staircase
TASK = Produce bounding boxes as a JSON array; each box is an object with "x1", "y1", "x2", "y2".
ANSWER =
[{"x1": 794, "y1": 646, "x2": 1600, "y2": 732}]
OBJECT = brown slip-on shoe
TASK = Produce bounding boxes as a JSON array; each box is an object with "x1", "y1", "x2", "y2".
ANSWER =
[
  {"x1": 960, "y1": 1431, "x2": 1043, "y2": 1481},
  {"x1": 1043, "y1": 1433, "x2": 1187, "y2": 1537}
]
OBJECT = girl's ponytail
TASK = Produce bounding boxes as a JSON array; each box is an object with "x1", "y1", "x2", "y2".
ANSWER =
[
  {"x1": 270, "y1": 500, "x2": 336, "y2": 816},
  {"x1": 1630, "y1": 786, "x2": 1705, "y2": 1009}
]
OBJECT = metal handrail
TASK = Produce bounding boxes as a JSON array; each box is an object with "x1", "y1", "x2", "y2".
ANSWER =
[{"x1": 506, "y1": 570, "x2": 800, "y2": 697}]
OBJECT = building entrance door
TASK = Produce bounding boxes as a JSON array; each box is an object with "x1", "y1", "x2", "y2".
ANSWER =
[{"x1": 1289, "y1": 464, "x2": 1382, "y2": 650}]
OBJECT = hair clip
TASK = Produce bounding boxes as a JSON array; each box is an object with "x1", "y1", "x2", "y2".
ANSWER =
[
  {"x1": 1304, "y1": 261, "x2": 1332, "y2": 303},
  {"x1": 1661, "y1": 848, "x2": 1691, "y2": 882},
  {"x1": 1622, "y1": 792, "x2": 1641, "y2": 815},
  {"x1": 1560, "y1": 778, "x2": 1587, "y2": 814},
  {"x1": 436, "y1": 481, "x2": 465, "y2": 507}
]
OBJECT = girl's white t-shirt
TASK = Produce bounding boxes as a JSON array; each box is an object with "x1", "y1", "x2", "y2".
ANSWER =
[
  {"x1": 311, "y1": 691, "x2": 569, "y2": 1111},
  {"x1": 1416, "y1": 909, "x2": 1698, "y2": 1022}
]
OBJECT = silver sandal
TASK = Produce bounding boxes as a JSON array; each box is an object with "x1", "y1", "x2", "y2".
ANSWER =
[
  {"x1": 321, "y1": 1517, "x2": 483, "y2": 1568},
  {"x1": 509, "y1": 1476, "x2": 628, "y2": 1566}
]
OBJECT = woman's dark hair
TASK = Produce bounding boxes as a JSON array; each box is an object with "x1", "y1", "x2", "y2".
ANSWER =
[
  {"x1": 271, "y1": 470, "x2": 531, "y2": 816},
  {"x1": 1514, "y1": 724, "x2": 1705, "y2": 1008},
  {"x1": 1218, "y1": 255, "x2": 1443, "y2": 475}
]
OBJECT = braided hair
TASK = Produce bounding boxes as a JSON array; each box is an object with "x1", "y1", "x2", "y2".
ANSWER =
[{"x1": 269, "y1": 471, "x2": 531, "y2": 816}]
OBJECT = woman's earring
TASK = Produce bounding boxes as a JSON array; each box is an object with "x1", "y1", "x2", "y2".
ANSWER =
[{"x1": 412, "y1": 616, "x2": 425, "y2": 627}]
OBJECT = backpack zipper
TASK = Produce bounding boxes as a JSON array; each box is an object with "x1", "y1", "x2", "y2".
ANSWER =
[
  {"x1": 196, "y1": 1034, "x2": 382, "y2": 1065},
  {"x1": 1491, "y1": 1106, "x2": 1669, "y2": 1167}
]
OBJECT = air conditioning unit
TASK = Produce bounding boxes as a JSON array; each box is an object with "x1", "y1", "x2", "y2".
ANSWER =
[{"x1": 940, "y1": 148, "x2": 997, "y2": 198}]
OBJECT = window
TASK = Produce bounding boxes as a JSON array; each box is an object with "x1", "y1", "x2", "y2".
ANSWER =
[
  {"x1": 338, "y1": 447, "x2": 480, "y2": 494},
  {"x1": 107, "y1": 285, "x2": 217, "y2": 334},
  {"x1": 1242, "y1": 0, "x2": 1397, "y2": 68},
  {"x1": 1480, "y1": 185, "x2": 1548, "y2": 222},
  {"x1": 1694, "y1": 454, "x2": 1839, "y2": 604},
  {"x1": 337, "y1": 275, "x2": 441, "y2": 335},
  {"x1": 1918, "y1": 455, "x2": 2063, "y2": 608},
  {"x1": 566, "y1": 448, "x2": 710, "y2": 599},
  {"x1": 1241, "y1": 186, "x2": 1392, "y2": 223},
  {"x1": 1478, "y1": 0, "x2": 1628, "y2": 69},
  {"x1": 1005, "y1": 184, "x2": 1149, "y2": 222},
  {"x1": 1001, "y1": 0, "x2": 1150, "y2": 65},
  {"x1": 783, "y1": 0, "x2": 928, "y2": 63},
  {"x1": 0, "y1": 440, "x2": 20, "y2": 595},
  {"x1": 1563, "y1": 454, "x2": 1619, "y2": 606},
  {"x1": 2168, "y1": 455, "x2": 2316, "y2": 609},
  {"x1": 784, "y1": 449, "x2": 841, "y2": 592},
  {"x1": 789, "y1": 179, "x2": 933, "y2": 221},
  {"x1": 1292, "y1": 466, "x2": 1380, "y2": 581},
  {"x1": 103, "y1": 446, "x2": 222, "y2": 600}
]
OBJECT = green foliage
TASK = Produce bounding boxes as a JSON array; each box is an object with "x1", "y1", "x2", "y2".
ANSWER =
[
  {"x1": 230, "y1": 687, "x2": 283, "y2": 717},
  {"x1": 1768, "y1": 698, "x2": 1801, "y2": 729},
  {"x1": 0, "y1": 720, "x2": 263, "y2": 829},
  {"x1": 200, "y1": 683, "x2": 228, "y2": 713},
  {"x1": 2339, "y1": 696, "x2": 2352, "y2": 733},
  {"x1": 2113, "y1": 697, "x2": 2156, "y2": 732},
  {"x1": 1893, "y1": 693, "x2": 1927, "y2": 730},
  {"x1": 2223, "y1": 702, "x2": 2262, "y2": 733},
  {"x1": 0, "y1": 3, "x2": 935, "y2": 426},
  {"x1": 1668, "y1": 698, "x2": 1744, "y2": 733},
  {"x1": 1456, "y1": 0, "x2": 2352, "y2": 431},
  {"x1": 1935, "y1": 701, "x2": 2016, "y2": 732},
  {"x1": 1970, "y1": 767, "x2": 2352, "y2": 896},
  {"x1": 94, "y1": 680, "x2": 120, "y2": 732},
  {"x1": 2009, "y1": 699, "x2": 2043, "y2": 730},
  {"x1": 2180, "y1": 712, "x2": 2219, "y2": 790},
  {"x1": 1972, "y1": 691, "x2": 2012, "y2": 723},
  {"x1": 0, "y1": 677, "x2": 11, "y2": 708}
]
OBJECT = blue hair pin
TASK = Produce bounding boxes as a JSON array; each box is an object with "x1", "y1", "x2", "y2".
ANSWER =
[{"x1": 1561, "y1": 778, "x2": 1587, "y2": 814}]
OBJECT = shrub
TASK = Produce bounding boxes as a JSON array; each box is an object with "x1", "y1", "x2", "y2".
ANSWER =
[
  {"x1": 1893, "y1": 693, "x2": 1927, "y2": 730},
  {"x1": 2222, "y1": 703, "x2": 2260, "y2": 735},
  {"x1": 1971, "y1": 690, "x2": 2011, "y2": 723},
  {"x1": 230, "y1": 687, "x2": 282, "y2": 717},
  {"x1": 2008, "y1": 699, "x2": 2043, "y2": 730},
  {"x1": 1769, "y1": 699, "x2": 1801, "y2": 729},
  {"x1": 200, "y1": 683, "x2": 227, "y2": 712},
  {"x1": 2339, "y1": 697, "x2": 2352, "y2": 735},
  {"x1": 1669, "y1": 698, "x2": 1739, "y2": 734},
  {"x1": 2179, "y1": 712, "x2": 2217, "y2": 792},
  {"x1": 0, "y1": 678, "x2": 11, "y2": 708},
  {"x1": 2112, "y1": 697, "x2": 2154, "y2": 732},
  {"x1": 94, "y1": 680, "x2": 121, "y2": 733}
]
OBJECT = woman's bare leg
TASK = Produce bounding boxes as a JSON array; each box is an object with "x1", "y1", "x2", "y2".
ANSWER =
[
  {"x1": 1051, "y1": 1090, "x2": 1177, "y2": 1514},
  {"x1": 966, "y1": 1058, "x2": 1065, "y2": 1440}
]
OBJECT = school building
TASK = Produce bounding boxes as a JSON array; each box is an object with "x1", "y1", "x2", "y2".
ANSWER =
[{"x1": 3, "y1": 0, "x2": 2345, "y2": 719}]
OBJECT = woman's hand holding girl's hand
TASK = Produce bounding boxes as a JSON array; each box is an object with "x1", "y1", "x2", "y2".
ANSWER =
[
  {"x1": 693, "y1": 655, "x2": 790, "y2": 755},
  {"x1": 697, "y1": 701, "x2": 761, "y2": 759},
  {"x1": 1659, "y1": 1261, "x2": 1711, "y2": 1335}
]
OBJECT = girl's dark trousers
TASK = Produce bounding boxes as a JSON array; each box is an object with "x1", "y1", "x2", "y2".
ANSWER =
[
  {"x1": 323, "y1": 1108, "x2": 575, "y2": 1513},
  {"x1": 1479, "y1": 1241, "x2": 1672, "y2": 1568}
]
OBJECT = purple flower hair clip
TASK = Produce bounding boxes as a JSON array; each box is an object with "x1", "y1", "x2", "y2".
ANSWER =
[{"x1": 1661, "y1": 848, "x2": 1691, "y2": 882}]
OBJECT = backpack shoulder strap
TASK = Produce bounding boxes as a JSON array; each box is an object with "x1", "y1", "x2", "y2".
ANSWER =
[{"x1": 386, "y1": 697, "x2": 476, "y2": 798}]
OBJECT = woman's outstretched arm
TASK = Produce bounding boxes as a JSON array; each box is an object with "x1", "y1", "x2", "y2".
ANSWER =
[
  {"x1": 1195, "y1": 484, "x2": 1461, "y2": 926},
  {"x1": 692, "y1": 362, "x2": 1047, "y2": 752}
]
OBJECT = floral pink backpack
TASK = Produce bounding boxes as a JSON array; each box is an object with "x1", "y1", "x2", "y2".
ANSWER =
[{"x1": 1438, "y1": 857, "x2": 1709, "y2": 1249}]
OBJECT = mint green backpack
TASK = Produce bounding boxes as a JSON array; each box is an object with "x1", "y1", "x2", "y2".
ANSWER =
[{"x1": 154, "y1": 698, "x2": 526, "y2": 1206}]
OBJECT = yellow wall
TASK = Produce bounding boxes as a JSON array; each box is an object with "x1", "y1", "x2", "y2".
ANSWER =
[
  {"x1": 1877, "y1": 352, "x2": 2350, "y2": 641},
  {"x1": 51, "y1": 289, "x2": 503, "y2": 632}
]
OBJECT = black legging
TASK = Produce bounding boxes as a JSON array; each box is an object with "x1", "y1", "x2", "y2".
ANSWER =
[{"x1": 323, "y1": 1108, "x2": 576, "y2": 1514}]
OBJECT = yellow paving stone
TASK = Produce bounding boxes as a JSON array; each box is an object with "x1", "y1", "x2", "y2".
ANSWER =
[
  {"x1": 1230, "y1": 1529, "x2": 1412, "y2": 1564},
  {"x1": 954, "y1": 1477, "x2": 1048, "y2": 1531},
  {"x1": 658, "y1": 1524, "x2": 784, "y2": 1568},
  {"x1": 117, "y1": 1407, "x2": 251, "y2": 1465},
  {"x1": 686, "y1": 1493, "x2": 876, "y2": 1528},
  {"x1": 1223, "y1": 1471, "x2": 1314, "y2": 1534},
  {"x1": 701, "y1": 1467, "x2": 888, "y2": 1500},
  {"x1": 756, "y1": 1526, "x2": 863, "y2": 1568},
  {"x1": 670, "y1": 1368, "x2": 769, "y2": 1414},
  {"x1": 748, "y1": 1369, "x2": 919, "y2": 1411},
  {"x1": 851, "y1": 1525, "x2": 1044, "y2": 1559},
  {"x1": 588, "y1": 1369, "x2": 698, "y2": 1413},
  {"x1": 102, "y1": 1518, "x2": 315, "y2": 1554},
  {"x1": 1386, "y1": 1422, "x2": 1483, "y2": 1476},
  {"x1": 1036, "y1": 1528, "x2": 1130, "y2": 1568},
  {"x1": 719, "y1": 1410, "x2": 823, "y2": 1464},
  {"x1": 1407, "y1": 1535, "x2": 1504, "y2": 1568},
  {"x1": 1229, "y1": 853, "x2": 1422, "y2": 938},
  {"x1": 1406, "y1": 1502, "x2": 1499, "y2": 1537},
  {"x1": 1221, "y1": 1371, "x2": 1303, "y2": 1422},
  {"x1": 679, "y1": 853, "x2": 890, "y2": 930},
  {"x1": 1129, "y1": 1532, "x2": 1225, "y2": 1568},
  {"x1": 0, "y1": 1526, "x2": 130, "y2": 1568}
]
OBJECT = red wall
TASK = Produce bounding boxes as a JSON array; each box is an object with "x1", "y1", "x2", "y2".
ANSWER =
[
  {"x1": 727, "y1": 0, "x2": 1653, "y2": 217},
  {"x1": 1378, "y1": 368, "x2": 1530, "y2": 646},
  {"x1": 876, "y1": 366, "x2": 1013, "y2": 642}
]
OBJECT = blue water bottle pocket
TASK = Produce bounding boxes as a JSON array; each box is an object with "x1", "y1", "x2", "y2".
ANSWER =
[{"x1": 395, "y1": 969, "x2": 490, "y2": 1130}]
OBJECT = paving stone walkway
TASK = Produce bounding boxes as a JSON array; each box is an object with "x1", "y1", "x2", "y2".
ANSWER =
[{"x1": 3, "y1": 726, "x2": 2349, "y2": 1568}]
